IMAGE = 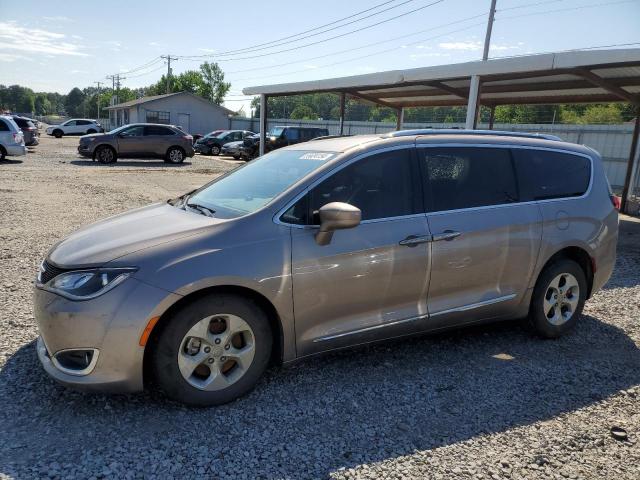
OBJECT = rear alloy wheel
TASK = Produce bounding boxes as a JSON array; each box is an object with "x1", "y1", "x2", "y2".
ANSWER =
[
  {"x1": 529, "y1": 259, "x2": 587, "y2": 338},
  {"x1": 151, "y1": 294, "x2": 272, "y2": 406},
  {"x1": 210, "y1": 145, "x2": 221, "y2": 156},
  {"x1": 95, "y1": 145, "x2": 116, "y2": 164},
  {"x1": 166, "y1": 147, "x2": 185, "y2": 164},
  {"x1": 53, "y1": 130, "x2": 63, "y2": 138}
]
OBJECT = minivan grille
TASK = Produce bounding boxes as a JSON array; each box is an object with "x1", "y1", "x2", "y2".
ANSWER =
[{"x1": 38, "y1": 260, "x2": 69, "y2": 284}]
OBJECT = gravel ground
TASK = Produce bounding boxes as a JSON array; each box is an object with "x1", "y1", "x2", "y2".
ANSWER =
[{"x1": 1, "y1": 134, "x2": 639, "y2": 479}]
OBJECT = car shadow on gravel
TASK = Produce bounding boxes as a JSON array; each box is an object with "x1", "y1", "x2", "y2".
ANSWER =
[
  {"x1": 0, "y1": 159, "x2": 23, "y2": 165},
  {"x1": 1, "y1": 313, "x2": 639, "y2": 478},
  {"x1": 70, "y1": 160, "x2": 192, "y2": 168}
]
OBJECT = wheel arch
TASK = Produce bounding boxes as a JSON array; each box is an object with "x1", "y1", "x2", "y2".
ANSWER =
[
  {"x1": 142, "y1": 284, "x2": 284, "y2": 386},
  {"x1": 538, "y1": 246, "x2": 595, "y2": 298}
]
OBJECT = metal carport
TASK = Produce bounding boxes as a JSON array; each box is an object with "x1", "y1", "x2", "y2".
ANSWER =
[{"x1": 244, "y1": 48, "x2": 640, "y2": 213}]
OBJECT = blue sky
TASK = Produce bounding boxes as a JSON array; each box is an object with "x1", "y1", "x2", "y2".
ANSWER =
[{"x1": 1, "y1": 0, "x2": 639, "y2": 113}]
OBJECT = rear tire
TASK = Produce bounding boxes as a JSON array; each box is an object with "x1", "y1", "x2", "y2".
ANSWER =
[
  {"x1": 95, "y1": 145, "x2": 117, "y2": 164},
  {"x1": 233, "y1": 155, "x2": 240, "y2": 160},
  {"x1": 53, "y1": 129, "x2": 63, "y2": 138},
  {"x1": 528, "y1": 258, "x2": 587, "y2": 338},
  {"x1": 165, "y1": 146, "x2": 185, "y2": 164},
  {"x1": 151, "y1": 294, "x2": 273, "y2": 406}
]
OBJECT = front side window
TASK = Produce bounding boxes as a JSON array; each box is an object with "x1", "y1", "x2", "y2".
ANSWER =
[
  {"x1": 421, "y1": 147, "x2": 518, "y2": 212},
  {"x1": 119, "y1": 126, "x2": 144, "y2": 137},
  {"x1": 64, "y1": 120, "x2": 76, "y2": 126},
  {"x1": 187, "y1": 150, "x2": 336, "y2": 219},
  {"x1": 146, "y1": 110, "x2": 170, "y2": 124},
  {"x1": 512, "y1": 149, "x2": 591, "y2": 201},
  {"x1": 284, "y1": 149, "x2": 418, "y2": 224}
]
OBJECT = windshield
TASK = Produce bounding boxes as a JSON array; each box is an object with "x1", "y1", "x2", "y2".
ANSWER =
[
  {"x1": 269, "y1": 127, "x2": 284, "y2": 137},
  {"x1": 187, "y1": 149, "x2": 336, "y2": 219}
]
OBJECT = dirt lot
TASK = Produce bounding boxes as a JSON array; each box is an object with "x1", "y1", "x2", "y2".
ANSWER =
[{"x1": 0, "y1": 133, "x2": 639, "y2": 479}]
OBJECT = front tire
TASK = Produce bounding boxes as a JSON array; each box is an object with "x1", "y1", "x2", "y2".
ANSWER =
[
  {"x1": 165, "y1": 146, "x2": 185, "y2": 164},
  {"x1": 151, "y1": 294, "x2": 273, "y2": 406},
  {"x1": 95, "y1": 145, "x2": 117, "y2": 164},
  {"x1": 53, "y1": 129, "x2": 63, "y2": 138},
  {"x1": 210, "y1": 145, "x2": 221, "y2": 156},
  {"x1": 529, "y1": 258, "x2": 587, "y2": 338}
]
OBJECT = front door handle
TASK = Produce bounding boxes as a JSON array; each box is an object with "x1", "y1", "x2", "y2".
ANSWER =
[
  {"x1": 432, "y1": 230, "x2": 461, "y2": 242},
  {"x1": 399, "y1": 235, "x2": 432, "y2": 247}
]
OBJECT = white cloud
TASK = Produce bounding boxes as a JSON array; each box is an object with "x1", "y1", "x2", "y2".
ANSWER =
[
  {"x1": 409, "y1": 52, "x2": 451, "y2": 59},
  {"x1": 42, "y1": 16, "x2": 72, "y2": 22},
  {"x1": 198, "y1": 48, "x2": 216, "y2": 53},
  {"x1": 0, "y1": 21, "x2": 87, "y2": 56},
  {"x1": 148, "y1": 41, "x2": 163, "y2": 47},
  {"x1": 304, "y1": 64, "x2": 318, "y2": 69},
  {"x1": 438, "y1": 41, "x2": 483, "y2": 51},
  {"x1": 0, "y1": 53, "x2": 28, "y2": 62}
]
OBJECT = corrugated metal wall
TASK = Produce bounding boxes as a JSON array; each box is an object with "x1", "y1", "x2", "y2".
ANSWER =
[{"x1": 231, "y1": 117, "x2": 637, "y2": 191}]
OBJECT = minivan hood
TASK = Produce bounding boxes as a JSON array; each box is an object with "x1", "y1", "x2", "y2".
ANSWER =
[{"x1": 48, "y1": 203, "x2": 218, "y2": 267}]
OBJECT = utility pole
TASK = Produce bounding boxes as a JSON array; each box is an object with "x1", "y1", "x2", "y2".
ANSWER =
[
  {"x1": 466, "y1": 0, "x2": 497, "y2": 129},
  {"x1": 161, "y1": 55, "x2": 178, "y2": 94},
  {"x1": 94, "y1": 81, "x2": 102, "y2": 120},
  {"x1": 482, "y1": 0, "x2": 497, "y2": 61}
]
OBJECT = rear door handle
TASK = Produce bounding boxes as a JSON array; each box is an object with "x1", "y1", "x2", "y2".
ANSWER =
[
  {"x1": 399, "y1": 235, "x2": 432, "y2": 247},
  {"x1": 432, "y1": 230, "x2": 461, "y2": 242}
]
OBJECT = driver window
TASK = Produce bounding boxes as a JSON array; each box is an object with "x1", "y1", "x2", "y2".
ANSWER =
[
  {"x1": 120, "y1": 126, "x2": 144, "y2": 137},
  {"x1": 283, "y1": 149, "x2": 418, "y2": 224},
  {"x1": 65, "y1": 120, "x2": 76, "y2": 126}
]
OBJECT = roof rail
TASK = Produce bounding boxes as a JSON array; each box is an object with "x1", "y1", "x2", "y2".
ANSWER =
[{"x1": 384, "y1": 129, "x2": 562, "y2": 141}]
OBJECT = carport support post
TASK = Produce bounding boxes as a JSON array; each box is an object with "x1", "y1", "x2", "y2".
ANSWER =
[
  {"x1": 259, "y1": 94, "x2": 267, "y2": 157},
  {"x1": 465, "y1": 75, "x2": 481, "y2": 130},
  {"x1": 339, "y1": 92, "x2": 346, "y2": 136},
  {"x1": 621, "y1": 108, "x2": 640, "y2": 213},
  {"x1": 396, "y1": 107, "x2": 404, "y2": 131},
  {"x1": 488, "y1": 105, "x2": 495, "y2": 130}
]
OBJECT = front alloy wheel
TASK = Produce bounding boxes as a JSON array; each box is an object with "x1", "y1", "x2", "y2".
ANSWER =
[
  {"x1": 151, "y1": 294, "x2": 272, "y2": 406},
  {"x1": 543, "y1": 273, "x2": 580, "y2": 326},
  {"x1": 166, "y1": 147, "x2": 184, "y2": 164},
  {"x1": 211, "y1": 145, "x2": 221, "y2": 156},
  {"x1": 178, "y1": 314, "x2": 256, "y2": 391}
]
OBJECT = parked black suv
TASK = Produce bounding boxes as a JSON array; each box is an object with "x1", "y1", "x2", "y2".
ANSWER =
[
  {"x1": 194, "y1": 130, "x2": 255, "y2": 156},
  {"x1": 240, "y1": 126, "x2": 330, "y2": 160}
]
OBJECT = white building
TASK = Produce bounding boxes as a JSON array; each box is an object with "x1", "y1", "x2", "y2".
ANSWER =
[{"x1": 105, "y1": 91, "x2": 235, "y2": 135}]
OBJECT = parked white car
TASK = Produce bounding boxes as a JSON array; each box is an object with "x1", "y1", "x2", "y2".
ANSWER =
[
  {"x1": 46, "y1": 119, "x2": 104, "y2": 138},
  {"x1": 0, "y1": 115, "x2": 27, "y2": 161}
]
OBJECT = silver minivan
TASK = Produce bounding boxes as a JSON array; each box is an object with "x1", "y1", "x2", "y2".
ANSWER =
[{"x1": 34, "y1": 131, "x2": 618, "y2": 406}]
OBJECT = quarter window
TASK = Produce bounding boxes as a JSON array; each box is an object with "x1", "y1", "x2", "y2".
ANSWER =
[
  {"x1": 512, "y1": 149, "x2": 591, "y2": 200},
  {"x1": 285, "y1": 149, "x2": 418, "y2": 224},
  {"x1": 421, "y1": 147, "x2": 518, "y2": 212},
  {"x1": 146, "y1": 110, "x2": 170, "y2": 124},
  {"x1": 0, "y1": 120, "x2": 8, "y2": 132}
]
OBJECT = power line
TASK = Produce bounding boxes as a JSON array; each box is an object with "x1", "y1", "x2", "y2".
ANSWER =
[
  {"x1": 112, "y1": 56, "x2": 163, "y2": 76},
  {"x1": 124, "y1": 64, "x2": 167, "y2": 79},
  {"x1": 231, "y1": 22, "x2": 485, "y2": 83},
  {"x1": 496, "y1": 0, "x2": 636, "y2": 20},
  {"x1": 183, "y1": 0, "x2": 421, "y2": 59},
  {"x1": 223, "y1": 11, "x2": 488, "y2": 75},
  {"x1": 176, "y1": 0, "x2": 445, "y2": 62}
]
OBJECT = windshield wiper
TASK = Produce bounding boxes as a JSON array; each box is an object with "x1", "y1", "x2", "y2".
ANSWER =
[{"x1": 186, "y1": 202, "x2": 216, "y2": 217}]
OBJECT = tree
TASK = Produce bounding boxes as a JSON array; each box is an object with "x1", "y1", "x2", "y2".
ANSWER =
[
  {"x1": 34, "y1": 94, "x2": 51, "y2": 115},
  {"x1": 65, "y1": 87, "x2": 85, "y2": 117},
  {"x1": 290, "y1": 104, "x2": 316, "y2": 120},
  {"x1": 199, "y1": 62, "x2": 230, "y2": 104}
]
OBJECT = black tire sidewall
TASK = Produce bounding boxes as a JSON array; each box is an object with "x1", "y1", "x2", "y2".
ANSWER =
[
  {"x1": 529, "y1": 259, "x2": 587, "y2": 338},
  {"x1": 167, "y1": 147, "x2": 184, "y2": 163},
  {"x1": 54, "y1": 130, "x2": 62, "y2": 138},
  {"x1": 211, "y1": 145, "x2": 220, "y2": 155},
  {"x1": 96, "y1": 146, "x2": 116, "y2": 164},
  {"x1": 151, "y1": 294, "x2": 272, "y2": 406}
]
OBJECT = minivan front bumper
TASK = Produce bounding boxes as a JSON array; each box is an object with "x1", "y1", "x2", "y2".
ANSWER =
[{"x1": 34, "y1": 276, "x2": 181, "y2": 393}]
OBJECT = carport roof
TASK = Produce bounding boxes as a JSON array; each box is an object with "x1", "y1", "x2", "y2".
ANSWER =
[{"x1": 243, "y1": 48, "x2": 640, "y2": 107}]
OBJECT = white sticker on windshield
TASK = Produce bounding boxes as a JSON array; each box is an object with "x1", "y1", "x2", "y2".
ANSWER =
[{"x1": 299, "y1": 152, "x2": 334, "y2": 161}]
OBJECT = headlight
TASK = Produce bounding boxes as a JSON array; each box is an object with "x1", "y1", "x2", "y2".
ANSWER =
[{"x1": 42, "y1": 268, "x2": 137, "y2": 301}]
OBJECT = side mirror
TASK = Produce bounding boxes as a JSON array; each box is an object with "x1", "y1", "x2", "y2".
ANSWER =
[{"x1": 315, "y1": 202, "x2": 361, "y2": 246}]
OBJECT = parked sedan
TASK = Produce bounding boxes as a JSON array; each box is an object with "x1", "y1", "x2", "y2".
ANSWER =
[
  {"x1": 12, "y1": 115, "x2": 39, "y2": 146},
  {"x1": 194, "y1": 130, "x2": 255, "y2": 155},
  {"x1": 46, "y1": 119, "x2": 104, "y2": 138},
  {"x1": 220, "y1": 140, "x2": 244, "y2": 159},
  {"x1": 77, "y1": 123, "x2": 194, "y2": 164}
]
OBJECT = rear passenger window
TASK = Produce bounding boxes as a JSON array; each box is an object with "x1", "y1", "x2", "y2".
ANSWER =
[
  {"x1": 422, "y1": 147, "x2": 518, "y2": 212},
  {"x1": 285, "y1": 149, "x2": 418, "y2": 224},
  {"x1": 512, "y1": 149, "x2": 591, "y2": 200},
  {"x1": 145, "y1": 126, "x2": 174, "y2": 136}
]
